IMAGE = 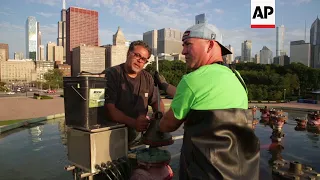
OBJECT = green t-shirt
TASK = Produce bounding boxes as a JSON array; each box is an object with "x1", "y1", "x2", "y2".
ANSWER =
[{"x1": 171, "y1": 64, "x2": 248, "y2": 120}]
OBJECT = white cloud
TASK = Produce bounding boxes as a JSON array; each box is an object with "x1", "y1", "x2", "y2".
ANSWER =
[
  {"x1": 92, "y1": 3, "x2": 100, "y2": 7},
  {"x1": 151, "y1": 0, "x2": 160, "y2": 4},
  {"x1": 37, "y1": 24, "x2": 57, "y2": 46},
  {"x1": 179, "y1": 3, "x2": 189, "y2": 9},
  {"x1": 36, "y1": 12, "x2": 58, "y2": 18},
  {"x1": 220, "y1": 26, "x2": 310, "y2": 57},
  {"x1": 294, "y1": 0, "x2": 312, "y2": 5},
  {"x1": 214, "y1": 8, "x2": 224, "y2": 14},
  {"x1": 27, "y1": 0, "x2": 60, "y2": 6},
  {"x1": 0, "y1": 22, "x2": 24, "y2": 30},
  {"x1": 0, "y1": 7, "x2": 14, "y2": 16},
  {"x1": 279, "y1": 0, "x2": 312, "y2": 5},
  {"x1": 195, "y1": 0, "x2": 212, "y2": 8},
  {"x1": 0, "y1": 22, "x2": 25, "y2": 58},
  {"x1": 0, "y1": 11, "x2": 11, "y2": 16},
  {"x1": 40, "y1": 24, "x2": 57, "y2": 34},
  {"x1": 14, "y1": 0, "x2": 314, "y2": 60},
  {"x1": 101, "y1": 1, "x2": 193, "y2": 31},
  {"x1": 99, "y1": 29, "x2": 115, "y2": 45},
  {"x1": 126, "y1": 33, "x2": 143, "y2": 41}
]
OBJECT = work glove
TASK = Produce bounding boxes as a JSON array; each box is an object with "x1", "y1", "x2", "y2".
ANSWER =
[{"x1": 154, "y1": 71, "x2": 169, "y2": 91}]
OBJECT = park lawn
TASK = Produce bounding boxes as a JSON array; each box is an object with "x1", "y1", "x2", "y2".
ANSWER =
[{"x1": 0, "y1": 119, "x2": 27, "y2": 126}]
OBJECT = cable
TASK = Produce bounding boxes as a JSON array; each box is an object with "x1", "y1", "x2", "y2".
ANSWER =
[
  {"x1": 101, "y1": 163, "x2": 116, "y2": 180},
  {"x1": 115, "y1": 160, "x2": 127, "y2": 180},
  {"x1": 119, "y1": 157, "x2": 132, "y2": 176},
  {"x1": 110, "y1": 161, "x2": 124, "y2": 180},
  {"x1": 95, "y1": 164, "x2": 112, "y2": 180},
  {"x1": 103, "y1": 162, "x2": 119, "y2": 180}
]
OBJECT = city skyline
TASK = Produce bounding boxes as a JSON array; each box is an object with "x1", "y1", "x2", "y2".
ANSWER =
[{"x1": 0, "y1": 0, "x2": 319, "y2": 58}]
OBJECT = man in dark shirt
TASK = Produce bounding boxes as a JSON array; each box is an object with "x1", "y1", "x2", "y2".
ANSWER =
[{"x1": 104, "y1": 40, "x2": 165, "y2": 146}]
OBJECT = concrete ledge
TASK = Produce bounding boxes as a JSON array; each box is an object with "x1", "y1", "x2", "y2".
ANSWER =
[
  {"x1": 269, "y1": 107, "x2": 317, "y2": 112},
  {"x1": 1, "y1": 102, "x2": 317, "y2": 135},
  {"x1": 250, "y1": 104, "x2": 319, "y2": 112},
  {"x1": 0, "y1": 113, "x2": 66, "y2": 135},
  {"x1": 54, "y1": 113, "x2": 65, "y2": 118}
]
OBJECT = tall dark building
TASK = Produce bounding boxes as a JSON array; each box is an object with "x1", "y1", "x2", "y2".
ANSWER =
[
  {"x1": 310, "y1": 16, "x2": 320, "y2": 68},
  {"x1": 57, "y1": 0, "x2": 67, "y2": 63},
  {"x1": 66, "y1": 7, "x2": 99, "y2": 70}
]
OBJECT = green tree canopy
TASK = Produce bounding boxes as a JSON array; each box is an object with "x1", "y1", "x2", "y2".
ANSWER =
[
  {"x1": 44, "y1": 69, "x2": 63, "y2": 89},
  {"x1": 144, "y1": 60, "x2": 320, "y2": 101}
]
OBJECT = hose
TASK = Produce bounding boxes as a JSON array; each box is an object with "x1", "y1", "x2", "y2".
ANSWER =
[
  {"x1": 108, "y1": 168, "x2": 119, "y2": 180},
  {"x1": 95, "y1": 164, "x2": 112, "y2": 180},
  {"x1": 119, "y1": 157, "x2": 132, "y2": 176},
  {"x1": 101, "y1": 163, "x2": 117, "y2": 180},
  {"x1": 114, "y1": 160, "x2": 127, "y2": 180},
  {"x1": 110, "y1": 161, "x2": 124, "y2": 180}
]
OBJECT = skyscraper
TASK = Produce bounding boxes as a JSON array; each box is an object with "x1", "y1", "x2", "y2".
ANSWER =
[
  {"x1": 157, "y1": 28, "x2": 183, "y2": 55},
  {"x1": 276, "y1": 25, "x2": 285, "y2": 57},
  {"x1": 290, "y1": 40, "x2": 311, "y2": 67},
  {"x1": 143, "y1": 29, "x2": 158, "y2": 55},
  {"x1": 195, "y1": 13, "x2": 206, "y2": 24},
  {"x1": 260, "y1": 46, "x2": 273, "y2": 64},
  {"x1": 310, "y1": 17, "x2": 320, "y2": 45},
  {"x1": 57, "y1": 0, "x2": 67, "y2": 63},
  {"x1": 26, "y1": 16, "x2": 38, "y2": 61},
  {"x1": 241, "y1": 40, "x2": 252, "y2": 62},
  {"x1": 224, "y1": 45, "x2": 234, "y2": 64},
  {"x1": 37, "y1": 22, "x2": 41, "y2": 60},
  {"x1": 66, "y1": 7, "x2": 99, "y2": 67},
  {"x1": 310, "y1": 16, "x2": 320, "y2": 68}
]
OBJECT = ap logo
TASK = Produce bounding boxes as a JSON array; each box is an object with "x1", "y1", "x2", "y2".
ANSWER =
[{"x1": 251, "y1": 0, "x2": 275, "y2": 28}]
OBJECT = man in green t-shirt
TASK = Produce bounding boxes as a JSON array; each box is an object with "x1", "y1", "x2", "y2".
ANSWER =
[{"x1": 154, "y1": 23, "x2": 260, "y2": 180}]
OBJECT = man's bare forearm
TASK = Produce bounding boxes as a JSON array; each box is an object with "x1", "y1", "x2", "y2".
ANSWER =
[
  {"x1": 166, "y1": 84, "x2": 176, "y2": 98},
  {"x1": 151, "y1": 100, "x2": 165, "y2": 114},
  {"x1": 105, "y1": 104, "x2": 136, "y2": 128}
]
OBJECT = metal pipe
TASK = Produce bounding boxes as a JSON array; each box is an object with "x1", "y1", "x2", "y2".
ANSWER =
[
  {"x1": 155, "y1": 56, "x2": 161, "y2": 111},
  {"x1": 80, "y1": 172, "x2": 94, "y2": 178},
  {"x1": 64, "y1": 165, "x2": 76, "y2": 171}
]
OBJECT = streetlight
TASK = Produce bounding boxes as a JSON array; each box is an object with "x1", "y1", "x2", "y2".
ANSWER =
[
  {"x1": 25, "y1": 74, "x2": 27, "y2": 97},
  {"x1": 40, "y1": 74, "x2": 43, "y2": 90},
  {"x1": 284, "y1": 89, "x2": 286, "y2": 101}
]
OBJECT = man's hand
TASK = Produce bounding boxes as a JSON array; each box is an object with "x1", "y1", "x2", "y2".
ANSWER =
[
  {"x1": 135, "y1": 115, "x2": 150, "y2": 132},
  {"x1": 154, "y1": 71, "x2": 169, "y2": 91}
]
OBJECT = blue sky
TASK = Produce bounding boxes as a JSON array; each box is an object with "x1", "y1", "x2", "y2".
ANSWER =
[{"x1": 0, "y1": 0, "x2": 319, "y2": 59}]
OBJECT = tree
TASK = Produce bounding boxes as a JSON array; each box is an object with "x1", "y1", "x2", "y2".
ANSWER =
[
  {"x1": 44, "y1": 69, "x2": 63, "y2": 89},
  {"x1": 0, "y1": 81, "x2": 8, "y2": 92},
  {"x1": 145, "y1": 60, "x2": 189, "y2": 86},
  {"x1": 143, "y1": 60, "x2": 318, "y2": 100}
]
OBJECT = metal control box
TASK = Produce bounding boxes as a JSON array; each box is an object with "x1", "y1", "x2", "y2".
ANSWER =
[
  {"x1": 63, "y1": 76, "x2": 107, "y2": 130},
  {"x1": 67, "y1": 123, "x2": 128, "y2": 174}
]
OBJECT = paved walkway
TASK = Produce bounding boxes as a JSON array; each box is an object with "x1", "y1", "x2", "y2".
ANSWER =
[
  {"x1": 0, "y1": 97, "x2": 319, "y2": 121},
  {"x1": 0, "y1": 97, "x2": 64, "y2": 121}
]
